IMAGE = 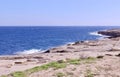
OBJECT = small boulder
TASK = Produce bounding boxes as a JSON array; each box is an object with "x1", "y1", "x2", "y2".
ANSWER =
[
  {"x1": 115, "y1": 53, "x2": 120, "y2": 57},
  {"x1": 105, "y1": 54, "x2": 113, "y2": 56},
  {"x1": 14, "y1": 57, "x2": 24, "y2": 59},
  {"x1": 57, "y1": 60, "x2": 65, "y2": 63},
  {"x1": 14, "y1": 59, "x2": 27, "y2": 64},
  {"x1": 33, "y1": 56, "x2": 43, "y2": 59},
  {"x1": 56, "y1": 50, "x2": 69, "y2": 53},
  {"x1": 74, "y1": 41, "x2": 81, "y2": 45},
  {"x1": 44, "y1": 50, "x2": 50, "y2": 53},
  {"x1": 27, "y1": 59, "x2": 38, "y2": 62},
  {"x1": 97, "y1": 56, "x2": 104, "y2": 59}
]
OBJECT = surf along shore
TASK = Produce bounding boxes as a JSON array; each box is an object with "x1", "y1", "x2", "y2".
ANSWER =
[{"x1": 0, "y1": 29, "x2": 120, "y2": 77}]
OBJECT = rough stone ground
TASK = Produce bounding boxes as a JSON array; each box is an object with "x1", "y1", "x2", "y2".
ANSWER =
[
  {"x1": 30, "y1": 55, "x2": 120, "y2": 77},
  {"x1": 0, "y1": 37, "x2": 120, "y2": 77}
]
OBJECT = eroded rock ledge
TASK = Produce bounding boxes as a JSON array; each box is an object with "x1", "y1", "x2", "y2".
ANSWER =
[
  {"x1": 44, "y1": 29, "x2": 120, "y2": 53},
  {"x1": 98, "y1": 29, "x2": 120, "y2": 37}
]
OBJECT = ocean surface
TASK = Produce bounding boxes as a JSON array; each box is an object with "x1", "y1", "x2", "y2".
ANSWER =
[{"x1": 0, "y1": 26, "x2": 120, "y2": 55}]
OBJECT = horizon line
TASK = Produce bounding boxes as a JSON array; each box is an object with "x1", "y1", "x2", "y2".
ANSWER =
[{"x1": 0, "y1": 25, "x2": 120, "y2": 27}]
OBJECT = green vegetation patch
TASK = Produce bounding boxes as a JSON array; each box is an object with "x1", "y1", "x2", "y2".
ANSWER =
[
  {"x1": 26, "y1": 62, "x2": 67, "y2": 74},
  {"x1": 11, "y1": 71, "x2": 27, "y2": 77},
  {"x1": 67, "y1": 59, "x2": 80, "y2": 65},
  {"x1": 67, "y1": 57, "x2": 96, "y2": 65},
  {"x1": 0, "y1": 75, "x2": 7, "y2": 77},
  {"x1": 1, "y1": 57, "x2": 97, "y2": 77},
  {"x1": 46, "y1": 62, "x2": 67, "y2": 69}
]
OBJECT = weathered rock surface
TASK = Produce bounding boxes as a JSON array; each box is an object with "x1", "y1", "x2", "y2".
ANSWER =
[
  {"x1": 44, "y1": 38, "x2": 117, "y2": 53},
  {"x1": 98, "y1": 29, "x2": 120, "y2": 37}
]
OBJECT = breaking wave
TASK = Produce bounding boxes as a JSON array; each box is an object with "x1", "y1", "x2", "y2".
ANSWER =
[
  {"x1": 15, "y1": 49, "x2": 45, "y2": 55},
  {"x1": 89, "y1": 31, "x2": 103, "y2": 36},
  {"x1": 89, "y1": 31, "x2": 109, "y2": 40}
]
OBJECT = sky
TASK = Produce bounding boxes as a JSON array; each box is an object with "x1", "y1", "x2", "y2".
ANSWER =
[{"x1": 0, "y1": 0, "x2": 120, "y2": 26}]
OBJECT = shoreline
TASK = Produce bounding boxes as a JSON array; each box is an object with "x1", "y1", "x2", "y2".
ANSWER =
[
  {"x1": 0, "y1": 30, "x2": 106, "y2": 56},
  {"x1": 0, "y1": 29, "x2": 120, "y2": 77},
  {"x1": 0, "y1": 38, "x2": 106, "y2": 57}
]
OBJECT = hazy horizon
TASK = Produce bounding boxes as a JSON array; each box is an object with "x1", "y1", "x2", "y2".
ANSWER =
[
  {"x1": 0, "y1": 0, "x2": 120, "y2": 26},
  {"x1": 1, "y1": 25, "x2": 120, "y2": 26}
]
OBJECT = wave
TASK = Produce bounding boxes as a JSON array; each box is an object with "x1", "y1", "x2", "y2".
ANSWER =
[
  {"x1": 65, "y1": 42, "x2": 75, "y2": 45},
  {"x1": 89, "y1": 31, "x2": 110, "y2": 40},
  {"x1": 15, "y1": 49, "x2": 45, "y2": 55},
  {"x1": 89, "y1": 31, "x2": 103, "y2": 36}
]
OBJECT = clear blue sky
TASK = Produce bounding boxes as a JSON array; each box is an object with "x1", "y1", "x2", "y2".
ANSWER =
[{"x1": 0, "y1": 0, "x2": 120, "y2": 26}]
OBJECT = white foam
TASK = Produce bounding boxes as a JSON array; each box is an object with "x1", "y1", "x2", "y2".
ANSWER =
[
  {"x1": 65, "y1": 42, "x2": 74, "y2": 45},
  {"x1": 89, "y1": 31, "x2": 110, "y2": 40},
  {"x1": 15, "y1": 49, "x2": 44, "y2": 55},
  {"x1": 89, "y1": 31, "x2": 103, "y2": 36}
]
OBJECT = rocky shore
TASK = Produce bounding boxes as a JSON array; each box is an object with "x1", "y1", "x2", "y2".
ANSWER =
[
  {"x1": 98, "y1": 29, "x2": 120, "y2": 37},
  {"x1": 0, "y1": 29, "x2": 120, "y2": 77}
]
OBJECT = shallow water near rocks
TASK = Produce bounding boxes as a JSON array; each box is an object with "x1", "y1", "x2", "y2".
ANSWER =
[{"x1": 0, "y1": 26, "x2": 120, "y2": 55}]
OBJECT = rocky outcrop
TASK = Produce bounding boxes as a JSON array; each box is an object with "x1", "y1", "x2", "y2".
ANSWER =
[
  {"x1": 43, "y1": 29, "x2": 120, "y2": 53},
  {"x1": 98, "y1": 29, "x2": 120, "y2": 37}
]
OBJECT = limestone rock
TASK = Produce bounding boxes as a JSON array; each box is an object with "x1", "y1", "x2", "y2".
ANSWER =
[{"x1": 98, "y1": 29, "x2": 120, "y2": 37}]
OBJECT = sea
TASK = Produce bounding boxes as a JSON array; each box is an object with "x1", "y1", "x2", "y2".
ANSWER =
[{"x1": 0, "y1": 26, "x2": 120, "y2": 55}]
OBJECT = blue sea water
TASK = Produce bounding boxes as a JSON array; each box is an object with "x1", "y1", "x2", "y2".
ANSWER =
[{"x1": 0, "y1": 26, "x2": 120, "y2": 55}]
